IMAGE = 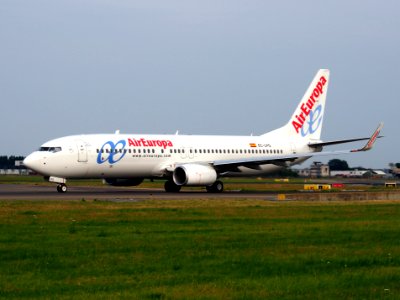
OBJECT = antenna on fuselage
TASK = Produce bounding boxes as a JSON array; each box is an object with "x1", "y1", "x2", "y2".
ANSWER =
[
  {"x1": 115, "y1": 130, "x2": 120, "y2": 134},
  {"x1": 175, "y1": 130, "x2": 179, "y2": 135}
]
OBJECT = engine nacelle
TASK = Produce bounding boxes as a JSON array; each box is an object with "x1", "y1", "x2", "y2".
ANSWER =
[
  {"x1": 103, "y1": 178, "x2": 144, "y2": 186},
  {"x1": 173, "y1": 164, "x2": 217, "y2": 186}
]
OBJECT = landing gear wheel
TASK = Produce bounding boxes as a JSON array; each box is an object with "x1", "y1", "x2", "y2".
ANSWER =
[
  {"x1": 57, "y1": 184, "x2": 67, "y2": 193},
  {"x1": 206, "y1": 180, "x2": 224, "y2": 193},
  {"x1": 164, "y1": 180, "x2": 181, "y2": 193}
]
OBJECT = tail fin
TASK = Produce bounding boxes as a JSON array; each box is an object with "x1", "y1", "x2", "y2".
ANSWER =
[{"x1": 263, "y1": 69, "x2": 330, "y2": 140}]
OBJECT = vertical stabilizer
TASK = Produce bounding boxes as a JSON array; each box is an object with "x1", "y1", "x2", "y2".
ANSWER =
[{"x1": 263, "y1": 69, "x2": 330, "y2": 141}]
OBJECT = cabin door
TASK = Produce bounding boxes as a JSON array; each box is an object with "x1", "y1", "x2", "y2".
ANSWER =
[{"x1": 77, "y1": 140, "x2": 88, "y2": 162}]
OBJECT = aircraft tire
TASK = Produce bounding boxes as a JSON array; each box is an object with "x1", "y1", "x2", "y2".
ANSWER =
[
  {"x1": 164, "y1": 180, "x2": 181, "y2": 193},
  {"x1": 206, "y1": 180, "x2": 224, "y2": 193},
  {"x1": 57, "y1": 184, "x2": 67, "y2": 193}
]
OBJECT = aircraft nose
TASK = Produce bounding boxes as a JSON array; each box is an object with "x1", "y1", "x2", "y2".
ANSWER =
[{"x1": 23, "y1": 153, "x2": 43, "y2": 173}]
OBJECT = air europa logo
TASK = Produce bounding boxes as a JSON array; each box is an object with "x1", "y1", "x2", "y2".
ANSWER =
[
  {"x1": 128, "y1": 138, "x2": 173, "y2": 149},
  {"x1": 97, "y1": 140, "x2": 126, "y2": 164},
  {"x1": 292, "y1": 76, "x2": 327, "y2": 135}
]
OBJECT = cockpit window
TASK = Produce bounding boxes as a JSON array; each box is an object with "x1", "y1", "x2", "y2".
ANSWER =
[{"x1": 39, "y1": 147, "x2": 62, "y2": 153}]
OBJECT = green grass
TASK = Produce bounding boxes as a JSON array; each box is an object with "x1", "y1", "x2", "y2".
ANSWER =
[{"x1": 0, "y1": 200, "x2": 399, "y2": 299}]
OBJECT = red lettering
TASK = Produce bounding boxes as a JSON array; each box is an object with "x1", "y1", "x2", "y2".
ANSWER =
[
  {"x1": 292, "y1": 121, "x2": 302, "y2": 133},
  {"x1": 126, "y1": 138, "x2": 174, "y2": 149},
  {"x1": 313, "y1": 88, "x2": 320, "y2": 98},
  {"x1": 291, "y1": 76, "x2": 328, "y2": 134},
  {"x1": 301, "y1": 103, "x2": 310, "y2": 116},
  {"x1": 316, "y1": 82, "x2": 323, "y2": 94}
]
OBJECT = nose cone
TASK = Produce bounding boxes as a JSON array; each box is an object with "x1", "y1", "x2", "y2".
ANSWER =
[{"x1": 23, "y1": 153, "x2": 43, "y2": 174}]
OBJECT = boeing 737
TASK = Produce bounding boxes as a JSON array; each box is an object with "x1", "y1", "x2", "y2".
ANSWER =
[{"x1": 24, "y1": 69, "x2": 383, "y2": 193}]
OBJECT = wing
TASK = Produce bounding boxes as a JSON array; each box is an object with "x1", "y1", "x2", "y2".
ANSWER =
[{"x1": 308, "y1": 123, "x2": 384, "y2": 148}]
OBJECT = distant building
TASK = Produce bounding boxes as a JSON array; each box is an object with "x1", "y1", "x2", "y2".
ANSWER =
[
  {"x1": 0, "y1": 169, "x2": 30, "y2": 175},
  {"x1": 330, "y1": 170, "x2": 371, "y2": 178},
  {"x1": 298, "y1": 161, "x2": 330, "y2": 178},
  {"x1": 389, "y1": 164, "x2": 400, "y2": 178},
  {"x1": 0, "y1": 159, "x2": 30, "y2": 175},
  {"x1": 372, "y1": 170, "x2": 387, "y2": 177},
  {"x1": 330, "y1": 169, "x2": 388, "y2": 178}
]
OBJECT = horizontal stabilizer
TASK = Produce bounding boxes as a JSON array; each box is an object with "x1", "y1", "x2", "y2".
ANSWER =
[
  {"x1": 309, "y1": 136, "x2": 383, "y2": 148},
  {"x1": 350, "y1": 122, "x2": 384, "y2": 152}
]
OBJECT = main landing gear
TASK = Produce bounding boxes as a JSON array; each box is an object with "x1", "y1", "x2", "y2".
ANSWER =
[
  {"x1": 164, "y1": 180, "x2": 224, "y2": 193},
  {"x1": 206, "y1": 180, "x2": 224, "y2": 193},
  {"x1": 56, "y1": 184, "x2": 67, "y2": 193},
  {"x1": 164, "y1": 180, "x2": 181, "y2": 193}
]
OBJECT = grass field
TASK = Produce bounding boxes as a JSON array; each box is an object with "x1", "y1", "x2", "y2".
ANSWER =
[{"x1": 0, "y1": 199, "x2": 399, "y2": 299}]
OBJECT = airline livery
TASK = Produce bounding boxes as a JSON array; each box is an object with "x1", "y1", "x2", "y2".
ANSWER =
[{"x1": 24, "y1": 69, "x2": 383, "y2": 193}]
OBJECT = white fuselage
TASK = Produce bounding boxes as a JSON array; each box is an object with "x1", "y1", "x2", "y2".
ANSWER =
[{"x1": 24, "y1": 133, "x2": 312, "y2": 180}]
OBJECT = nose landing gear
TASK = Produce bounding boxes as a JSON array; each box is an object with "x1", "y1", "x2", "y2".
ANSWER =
[
  {"x1": 47, "y1": 176, "x2": 68, "y2": 193},
  {"x1": 56, "y1": 184, "x2": 68, "y2": 193}
]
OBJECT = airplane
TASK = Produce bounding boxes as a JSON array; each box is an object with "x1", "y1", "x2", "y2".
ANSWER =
[{"x1": 23, "y1": 69, "x2": 383, "y2": 193}]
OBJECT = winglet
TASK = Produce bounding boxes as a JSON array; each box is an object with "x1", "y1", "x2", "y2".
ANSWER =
[{"x1": 351, "y1": 122, "x2": 384, "y2": 152}]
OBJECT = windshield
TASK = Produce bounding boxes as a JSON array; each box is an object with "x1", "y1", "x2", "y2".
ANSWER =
[{"x1": 39, "y1": 147, "x2": 62, "y2": 153}]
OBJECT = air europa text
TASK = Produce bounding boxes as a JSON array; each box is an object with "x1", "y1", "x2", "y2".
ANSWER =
[
  {"x1": 128, "y1": 138, "x2": 173, "y2": 149},
  {"x1": 292, "y1": 76, "x2": 327, "y2": 134}
]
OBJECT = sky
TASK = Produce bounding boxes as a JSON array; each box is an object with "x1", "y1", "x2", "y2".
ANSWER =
[{"x1": 0, "y1": 0, "x2": 399, "y2": 169}]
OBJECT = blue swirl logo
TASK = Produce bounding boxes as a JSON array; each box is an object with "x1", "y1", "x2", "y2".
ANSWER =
[
  {"x1": 301, "y1": 104, "x2": 323, "y2": 137},
  {"x1": 97, "y1": 140, "x2": 126, "y2": 164}
]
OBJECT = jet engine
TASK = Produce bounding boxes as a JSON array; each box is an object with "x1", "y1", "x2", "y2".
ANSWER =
[{"x1": 173, "y1": 164, "x2": 217, "y2": 186}]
